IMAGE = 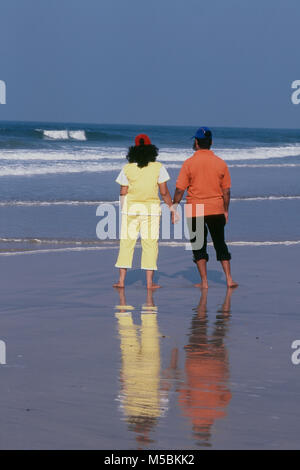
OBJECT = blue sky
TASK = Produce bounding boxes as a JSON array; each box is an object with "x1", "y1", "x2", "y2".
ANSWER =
[{"x1": 0, "y1": 0, "x2": 300, "y2": 128}]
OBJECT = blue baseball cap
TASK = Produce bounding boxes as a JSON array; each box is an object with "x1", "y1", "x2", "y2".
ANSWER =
[{"x1": 192, "y1": 127, "x2": 212, "y2": 139}]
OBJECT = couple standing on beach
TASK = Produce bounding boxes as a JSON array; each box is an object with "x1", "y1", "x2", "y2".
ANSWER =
[{"x1": 113, "y1": 127, "x2": 238, "y2": 290}]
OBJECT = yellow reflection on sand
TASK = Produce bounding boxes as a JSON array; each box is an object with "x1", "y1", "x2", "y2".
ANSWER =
[{"x1": 115, "y1": 289, "x2": 166, "y2": 447}]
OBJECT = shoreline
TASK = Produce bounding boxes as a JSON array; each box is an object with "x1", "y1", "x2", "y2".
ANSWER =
[{"x1": 0, "y1": 240, "x2": 300, "y2": 257}]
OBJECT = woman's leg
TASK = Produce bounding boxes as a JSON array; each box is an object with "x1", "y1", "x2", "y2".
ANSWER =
[
  {"x1": 145, "y1": 270, "x2": 161, "y2": 289},
  {"x1": 140, "y1": 215, "x2": 161, "y2": 289},
  {"x1": 114, "y1": 214, "x2": 139, "y2": 287},
  {"x1": 113, "y1": 268, "x2": 127, "y2": 288}
]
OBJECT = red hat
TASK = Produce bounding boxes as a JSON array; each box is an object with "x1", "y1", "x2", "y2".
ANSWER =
[{"x1": 134, "y1": 134, "x2": 152, "y2": 146}]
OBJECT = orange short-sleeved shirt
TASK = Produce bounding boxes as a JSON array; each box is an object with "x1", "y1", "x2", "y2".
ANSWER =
[{"x1": 176, "y1": 149, "x2": 231, "y2": 216}]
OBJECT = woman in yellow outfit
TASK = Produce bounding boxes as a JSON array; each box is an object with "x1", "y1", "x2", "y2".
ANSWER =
[{"x1": 113, "y1": 134, "x2": 173, "y2": 289}]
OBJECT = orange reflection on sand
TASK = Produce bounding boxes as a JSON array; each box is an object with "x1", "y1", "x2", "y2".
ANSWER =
[{"x1": 178, "y1": 289, "x2": 233, "y2": 447}]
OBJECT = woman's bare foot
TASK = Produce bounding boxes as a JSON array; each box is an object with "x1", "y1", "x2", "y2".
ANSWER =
[
  {"x1": 146, "y1": 270, "x2": 161, "y2": 290},
  {"x1": 113, "y1": 268, "x2": 127, "y2": 288},
  {"x1": 147, "y1": 283, "x2": 161, "y2": 290},
  {"x1": 194, "y1": 282, "x2": 209, "y2": 289}
]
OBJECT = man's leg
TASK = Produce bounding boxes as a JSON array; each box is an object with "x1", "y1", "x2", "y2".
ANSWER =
[
  {"x1": 187, "y1": 217, "x2": 209, "y2": 288},
  {"x1": 220, "y1": 260, "x2": 238, "y2": 288},
  {"x1": 195, "y1": 259, "x2": 209, "y2": 289},
  {"x1": 206, "y1": 215, "x2": 238, "y2": 288}
]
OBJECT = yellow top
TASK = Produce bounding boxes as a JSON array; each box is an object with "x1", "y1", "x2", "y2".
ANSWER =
[{"x1": 119, "y1": 162, "x2": 164, "y2": 215}]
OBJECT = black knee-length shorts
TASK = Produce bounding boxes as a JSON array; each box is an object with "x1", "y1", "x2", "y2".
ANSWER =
[{"x1": 187, "y1": 214, "x2": 231, "y2": 262}]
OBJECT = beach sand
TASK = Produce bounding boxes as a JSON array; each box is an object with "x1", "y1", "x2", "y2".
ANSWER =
[{"x1": 0, "y1": 244, "x2": 299, "y2": 449}]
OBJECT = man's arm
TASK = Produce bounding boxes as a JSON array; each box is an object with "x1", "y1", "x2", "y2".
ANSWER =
[
  {"x1": 173, "y1": 188, "x2": 185, "y2": 205},
  {"x1": 171, "y1": 188, "x2": 185, "y2": 223},
  {"x1": 174, "y1": 161, "x2": 189, "y2": 205},
  {"x1": 222, "y1": 188, "x2": 230, "y2": 223},
  {"x1": 159, "y1": 182, "x2": 180, "y2": 223},
  {"x1": 172, "y1": 162, "x2": 189, "y2": 222}
]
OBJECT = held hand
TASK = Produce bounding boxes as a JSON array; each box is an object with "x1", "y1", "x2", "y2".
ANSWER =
[
  {"x1": 224, "y1": 211, "x2": 229, "y2": 224},
  {"x1": 170, "y1": 205, "x2": 180, "y2": 224}
]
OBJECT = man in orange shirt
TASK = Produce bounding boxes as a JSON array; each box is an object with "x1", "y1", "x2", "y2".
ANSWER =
[{"x1": 173, "y1": 127, "x2": 238, "y2": 289}]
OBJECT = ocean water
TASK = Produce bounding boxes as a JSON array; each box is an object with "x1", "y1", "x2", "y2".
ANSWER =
[{"x1": 0, "y1": 120, "x2": 300, "y2": 254}]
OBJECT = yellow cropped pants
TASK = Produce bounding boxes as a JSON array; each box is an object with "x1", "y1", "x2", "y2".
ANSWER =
[{"x1": 115, "y1": 214, "x2": 160, "y2": 270}]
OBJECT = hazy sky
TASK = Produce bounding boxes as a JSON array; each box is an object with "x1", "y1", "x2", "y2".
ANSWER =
[{"x1": 1, "y1": 0, "x2": 300, "y2": 128}]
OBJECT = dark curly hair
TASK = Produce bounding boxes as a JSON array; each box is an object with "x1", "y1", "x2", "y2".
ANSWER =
[{"x1": 126, "y1": 140, "x2": 159, "y2": 168}]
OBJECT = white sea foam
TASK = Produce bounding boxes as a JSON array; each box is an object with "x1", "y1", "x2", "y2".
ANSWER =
[
  {"x1": 2, "y1": 144, "x2": 300, "y2": 163},
  {"x1": 0, "y1": 160, "x2": 298, "y2": 176},
  {"x1": 0, "y1": 148, "x2": 124, "y2": 161},
  {"x1": 217, "y1": 145, "x2": 300, "y2": 161},
  {"x1": 227, "y1": 240, "x2": 300, "y2": 246},
  {"x1": 232, "y1": 195, "x2": 300, "y2": 201},
  {"x1": 41, "y1": 129, "x2": 87, "y2": 140},
  {"x1": 161, "y1": 240, "x2": 300, "y2": 247},
  {"x1": 43, "y1": 130, "x2": 69, "y2": 140},
  {"x1": 162, "y1": 163, "x2": 300, "y2": 169},
  {"x1": 158, "y1": 145, "x2": 300, "y2": 162},
  {"x1": 0, "y1": 162, "x2": 122, "y2": 176},
  {"x1": 228, "y1": 163, "x2": 300, "y2": 168},
  {"x1": 0, "y1": 196, "x2": 299, "y2": 206},
  {"x1": 0, "y1": 239, "x2": 299, "y2": 256},
  {"x1": 0, "y1": 143, "x2": 300, "y2": 176},
  {"x1": 0, "y1": 237, "x2": 117, "y2": 244},
  {"x1": 164, "y1": 163, "x2": 300, "y2": 169},
  {"x1": 0, "y1": 246, "x2": 118, "y2": 256},
  {"x1": 68, "y1": 130, "x2": 87, "y2": 141},
  {"x1": 0, "y1": 200, "x2": 119, "y2": 206}
]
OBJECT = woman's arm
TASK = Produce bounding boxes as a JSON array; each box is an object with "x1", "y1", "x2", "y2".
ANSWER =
[
  {"x1": 120, "y1": 185, "x2": 128, "y2": 196},
  {"x1": 158, "y1": 182, "x2": 173, "y2": 208},
  {"x1": 159, "y1": 182, "x2": 180, "y2": 223},
  {"x1": 119, "y1": 185, "x2": 128, "y2": 210}
]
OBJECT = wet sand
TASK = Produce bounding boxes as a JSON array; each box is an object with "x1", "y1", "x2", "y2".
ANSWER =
[{"x1": 0, "y1": 245, "x2": 300, "y2": 449}]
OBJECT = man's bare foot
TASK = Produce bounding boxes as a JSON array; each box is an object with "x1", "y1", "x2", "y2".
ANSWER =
[
  {"x1": 194, "y1": 282, "x2": 209, "y2": 289},
  {"x1": 113, "y1": 282, "x2": 125, "y2": 288},
  {"x1": 227, "y1": 280, "x2": 238, "y2": 288},
  {"x1": 147, "y1": 283, "x2": 161, "y2": 290}
]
